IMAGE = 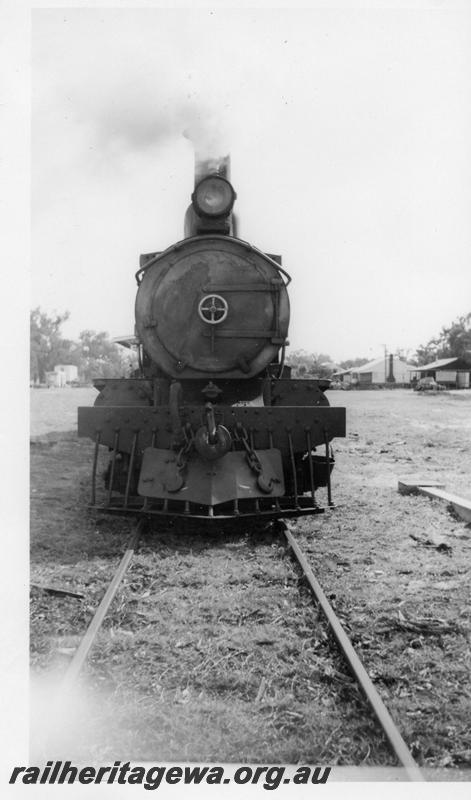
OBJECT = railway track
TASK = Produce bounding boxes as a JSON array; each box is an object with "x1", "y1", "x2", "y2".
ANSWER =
[{"x1": 54, "y1": 517, "x2": 422, "y2": 778}]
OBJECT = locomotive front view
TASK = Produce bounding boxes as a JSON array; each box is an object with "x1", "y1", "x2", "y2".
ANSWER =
[{"x1": 78, "y1": 156, "x2": 346, "y2": 521}]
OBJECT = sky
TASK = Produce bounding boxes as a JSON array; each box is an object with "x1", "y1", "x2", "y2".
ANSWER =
[{"x1": 31, "y1": 6, "x2": 471, "y2": 363}]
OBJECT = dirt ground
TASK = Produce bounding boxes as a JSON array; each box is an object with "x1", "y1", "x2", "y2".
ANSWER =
[{"x1": 30, "y1": 387, "x2": 471, "y2": 775}]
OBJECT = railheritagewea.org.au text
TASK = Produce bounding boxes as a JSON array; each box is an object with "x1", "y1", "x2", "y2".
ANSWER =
[{"x1": 9, "y1": 761, "x2": 331, "y2": 790}]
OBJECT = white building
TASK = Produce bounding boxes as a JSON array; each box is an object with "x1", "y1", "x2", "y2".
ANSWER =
[
  {"x1": 54, "y1": 364, "x2": 78, "y2": 384},
  {"x1": 333, "y1": 355, "x2": 416, "y2": 387},
  {"x1": 45, "y1": 370, "x2": 66, "y2": 388}
]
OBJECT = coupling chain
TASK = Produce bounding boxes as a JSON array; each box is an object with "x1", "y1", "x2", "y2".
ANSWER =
[
  {"x1": 163, "y1": 424, "x2": 195, "y2": 493},
  {"x1": 234, "y1": 423, "x2": 263, "y2": 473},
  {"x1": 175, "y1": 424, "x2": 194, "y2": 475},
  {"x1": 234, "y1": 423, "x2": 273, "y2": 494}
]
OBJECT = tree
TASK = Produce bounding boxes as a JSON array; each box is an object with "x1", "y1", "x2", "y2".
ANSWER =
[
  {"x1": 30, "y1": 308, "x2": 77, "y2": 382},
  {"x1": 78, "y1": 330, "x2": 136, "y2": 383},
  {"x1": 339, "y1": 357, "x2": 369, "y2": 370},
  {"x1": 438, "y1": 314, "x2": 471, "y2": 360},
  {"x1": 414, "y1": 341, "x2": 439, "y2": 366},
  {"x1": 415, "y1": 313, "x2": 471, "y2": 365},
  {"x1": 30, "y1": 308, "x2": 137, "y2": 385},
  {"x1": 286, "y1": 349, "x2": 334, "y2": 378}
]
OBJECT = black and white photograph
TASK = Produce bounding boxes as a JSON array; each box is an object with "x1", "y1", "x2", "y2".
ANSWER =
[{"x1": 4, "y1": 1, "x2": 471, "y2": 794}]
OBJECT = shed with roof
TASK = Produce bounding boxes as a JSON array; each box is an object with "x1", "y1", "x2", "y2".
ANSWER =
[{"x1": 410, "y1": 357, "x2": 470, "y2": 389}]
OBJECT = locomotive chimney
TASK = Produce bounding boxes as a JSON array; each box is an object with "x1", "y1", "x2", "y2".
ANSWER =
[
  {"x1": 184, "y1": 152, "x2": 237, "y2": 238},
  {"x1": 387, "y1": 353, "x2": 396, "y2": 383}
]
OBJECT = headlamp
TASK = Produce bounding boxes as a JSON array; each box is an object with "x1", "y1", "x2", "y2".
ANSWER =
[{"x1": 192, "y1": 176, "x2": 236, "y2": 218}]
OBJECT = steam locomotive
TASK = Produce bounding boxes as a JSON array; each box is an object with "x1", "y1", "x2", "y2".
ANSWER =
[{"x1": 78, "y1": 156, "x2": 346, "y2": 521}]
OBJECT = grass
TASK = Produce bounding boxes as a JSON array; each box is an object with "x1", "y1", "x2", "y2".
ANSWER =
[{"x1": 30, "y1": 389, "x2": 471, "y2": 769}]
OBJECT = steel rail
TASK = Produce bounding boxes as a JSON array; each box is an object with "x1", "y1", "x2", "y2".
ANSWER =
[
  {"x1": 283, "y1": 524, "x2": 423, "y2": 781},
  {"x1": 59, "y1": 519, "x2": 145, "y2": 693}
]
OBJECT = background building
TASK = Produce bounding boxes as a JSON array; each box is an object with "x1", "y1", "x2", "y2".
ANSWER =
[
  {"x1": 410, "y1": 358, "x2": 470, "y2": 389},
  {"x1": 333, "y1": 355, "x2": 415, "y2": 388},
  {"x1": 43, "y1": 364, "x2": 79, "y2": 388},
  {"x1": 54, "y1": 364, "x2": 78, "y2": 384}
]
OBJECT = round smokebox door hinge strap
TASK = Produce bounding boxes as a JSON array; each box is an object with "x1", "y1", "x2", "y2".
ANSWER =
[{"x1": 198, "y1": 294, "x2": 228, "y2": 325}]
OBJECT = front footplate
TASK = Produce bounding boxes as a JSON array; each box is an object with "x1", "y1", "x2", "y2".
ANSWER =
[
  {"x1": 78, "y1": 404, "x2": 346, "y2": 455},
  {"x1": 138, "y1": 448, "x2": 285, "y2": 506}
]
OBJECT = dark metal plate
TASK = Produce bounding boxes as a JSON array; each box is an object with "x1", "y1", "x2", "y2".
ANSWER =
[
  {"x1": 137, "y1": 448, "x2": 285, "y2": 506},
  {"x1": 78, "y1": 404, "x2": 346, "y2": 456}
]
